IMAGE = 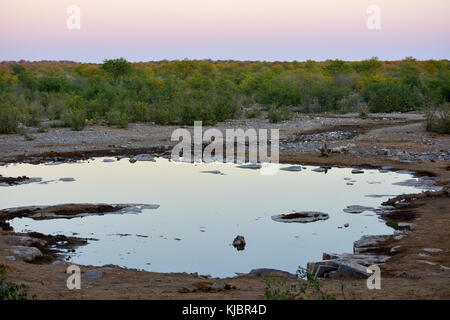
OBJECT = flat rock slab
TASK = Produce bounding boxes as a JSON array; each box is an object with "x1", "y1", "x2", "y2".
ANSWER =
[
  {"x1": 280, "y1": 166, "x2": 302, "y2": 172},
  {"x1": 236, "y1": 164, "x2": 262, "y2": 170},
  {"x1": 83, "y1": 270, "x2": 103, "y2": 279},
  {"x1": 245, "y1": 268, "x2": 296, "y2": 278},
  {"x1": 8, "y1": 245, "x2": 43, "y2": 262},
  {"x1": 343, "y1": 205, "x2": 375, "y2": 214},
  {"x1": 2, "y1": 235, "x2": 47, "y2": 247},
  {"x1": 353, "y1": 235, "x2": 393, "y2": 255},
  {"x1": 272, "y1": 211, "x2": 329, "y2": 223},
  {"x1": 200, "y1": 170, "x2": 224, "y2": 175},
  {"x1": 0, "y1": 203, "x2": 160, "y2": 220}
]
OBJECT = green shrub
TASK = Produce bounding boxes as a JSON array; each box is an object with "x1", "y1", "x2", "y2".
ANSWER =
[
  {"x1": 63, "y1": 107, "x2": 87, "y2": 131},
  {"x1": 363, "y1": 81, "x2": 424, "y2": 112},
  {"x1": 245, "y1": 105, "x2": 262, "y2": 118},
  {"x1": 267, "y1": 105, "x2": 293, "y2": 123},
  {"x1": 263, "y1": 267, "x2": 337, "y2": 300},
  {"x1": 358, "y1": 104, "x2": 370, "y2": 118},
  {"x1": 0, "y1": 100, "x2": 21, "y2": 134},
  {"x1": 386, "y1": 220, "x2": 399, "y2": 230},
  {"x1": 0, "y1": 268, "x2": 34, "y2": 300},
  {"x1": 426, "y1": 104, "x2": 450, "y2": 134},
  {"x1": 106, "y1": 109, "x2": 129, "y2": 128}
]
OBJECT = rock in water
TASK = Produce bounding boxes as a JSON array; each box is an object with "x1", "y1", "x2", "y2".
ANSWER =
[
  {"x1": 272, "y1": 211, "x2": 329, "y2": 223},
  {"x1": 232, "y1": 235, "x2": 246, "y2": 251}
]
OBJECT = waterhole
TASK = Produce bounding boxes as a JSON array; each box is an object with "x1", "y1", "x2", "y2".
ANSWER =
[{"x1": 0, "y1": 157, "x2": 429, "y2": 277}]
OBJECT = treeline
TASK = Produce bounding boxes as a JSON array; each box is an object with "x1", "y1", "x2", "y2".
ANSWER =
[{"x1": 0, "y1": 57, "x2": 449, "y2": 133}]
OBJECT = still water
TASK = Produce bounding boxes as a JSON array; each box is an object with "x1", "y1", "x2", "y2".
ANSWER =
[{"x1": 0, "y1": 157, "x2": 426, "y2": 277}]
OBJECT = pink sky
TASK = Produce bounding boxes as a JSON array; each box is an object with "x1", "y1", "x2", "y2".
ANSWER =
[{"x1": 1, "y1": 0, "x2": 449, "y2": 62}]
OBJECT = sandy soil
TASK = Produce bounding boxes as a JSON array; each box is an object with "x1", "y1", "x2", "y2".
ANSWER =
[{"x1": 0, "y1": 112, "x2": 449, "y2": 300}]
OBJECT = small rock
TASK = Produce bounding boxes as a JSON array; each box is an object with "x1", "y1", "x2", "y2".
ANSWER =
[
  {"x1": 246, "y1": 268, "x2": 296, "y2": 278},
  {"x1": 59, "y1": 177, "x2": 75, "y2": 182},
  {"x1": 83, "y1": 270, "x2": 103, "y2": 279},
  {"x1": 417, "y1": 260, "x2": 436, "y2": 266},
  {"x1": 210, "y1": 282, "x2": 226, "y2": 290},
  {"x1": 344, "y1": 223, "x2": 349, "y2": 228},
  {"x1": 422, "y1": 248, "x2": 443, "y2": 253},
  {"x1": 134, "y1": 154, "x2": 156, "y2": 162},
  {"x1": 200, "y1": 170, "x2": 223, "y2": 175},
  {"x1": 280, "y1": 165, "x2": 302, "y2": 172},
  {"x1": 232, "y1": 235, "x2": 246, "y2": 251},
  {"x1": 351, "y1": 169, "x2": 364, "y2": 174}
]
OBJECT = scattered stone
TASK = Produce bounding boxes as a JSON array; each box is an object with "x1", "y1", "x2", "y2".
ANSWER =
[
  {"x1": 422, "y1": 248, "x2": 443, "y2": 253},
  {"x1": 232, "y1": 235, "x2": 246, "y2": 251},
  {"x1": 59, "y1": 177, "x2": 75, "y2": 182},
  {"x1": 210, "y1": 282, "x2": 226, "y2": 290},
  {"x1": 417, "y1": 260, "x2": 436, "y2": 266},
  {"x1": 271, "y1": 211, "x2": 329, "y2": 223},
  {"x1": 351, "y1": 169, "x2": 364, "y2": 174},
  {"x1": 344, "y1": 223, "x2": 349, "y2": 228},
  {"x1": 83, "y1": 270, "x2": 103, "y2": 279},
  {"x1": 418, "y1": 253, "x2": 430, "y2": 257},
  {"x1": 134, "y1": 154, "x2": 156, "y2": 162},
  {"x1": 397, "y1": 222, "x2": 416, "y2": 231}
]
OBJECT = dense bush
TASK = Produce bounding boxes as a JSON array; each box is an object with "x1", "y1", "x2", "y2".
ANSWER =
[
  {"x1": 426, "y1": 104, "x2": 450, "y2": 134},
  {"x1": 268, "y1": 105, "x2": 293, "y2": 123},
  {"x1": 0, "y1": 58, "x2": 448, "y2": 132},
  {"x1": 0, "y1": 97, "x2": 21, "y2": 133}
]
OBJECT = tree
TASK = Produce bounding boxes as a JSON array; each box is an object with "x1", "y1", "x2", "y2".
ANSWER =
[{"x1": 101, "y1": 58, "x2": 133, "y2": 80}]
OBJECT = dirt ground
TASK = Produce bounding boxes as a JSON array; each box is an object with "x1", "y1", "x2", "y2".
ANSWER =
[{"x1": 0, "y1": 112, "x2": 449, "y2": 300}]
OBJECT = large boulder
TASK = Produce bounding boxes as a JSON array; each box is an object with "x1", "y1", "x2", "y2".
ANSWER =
[
  {"x1": 8, "y1": 245, "x2": 43, "y2": 262},
  {"x1": 336, "y1": 261, "x2": 371, "y2": 279},
  {"x1": 353, "y1": 235, "x2": 393, "y2": 254},
  {"x1": 2, "y1": 235, "x2": 46, "y2": 247}
]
